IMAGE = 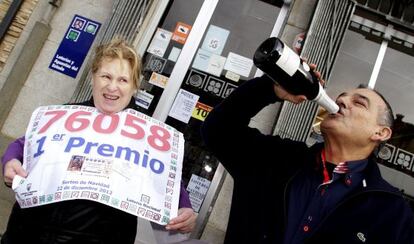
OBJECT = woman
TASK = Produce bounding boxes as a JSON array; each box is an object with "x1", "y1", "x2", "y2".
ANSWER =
[{"x1": 1, "y1": 38, "x2": 196, "y2": 243}]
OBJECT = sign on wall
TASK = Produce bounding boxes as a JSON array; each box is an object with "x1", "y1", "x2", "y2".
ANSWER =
[
  {"x1": 186, "y1": 174, "x2": 211, "y2": 212},
  {"x1": 49, "y1": 15, "x2": 101, "y2": 78}
]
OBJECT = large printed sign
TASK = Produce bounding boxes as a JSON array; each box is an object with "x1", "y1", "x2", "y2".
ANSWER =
[
  {"x1": 13, "y1": 105, "x2": 184, "y2": 225},
  {"x1": 49, "y1": 15, "x2": 101, "y2": 78}
]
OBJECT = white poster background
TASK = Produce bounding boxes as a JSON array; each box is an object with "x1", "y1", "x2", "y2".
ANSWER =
[
  {"x1": 192, "y1": 48, "x2": 212, "y2": 72},
  {"x1": 147, "y1": 28, "x2": 173, "y2": 58},
  {"x1": 168, "y1": 47, "x2": 182, "y2": 62},
  {"x1": 224, "y1": 52, "x2": 253, "y2": 77},
  {"x1": 206, "y1": 54, "x2": 226, "y2": 77},
  {"x1": 14, "y1": 105, "x2": 184, "y2": 225},
  {"x1": 135, "y1": 90, "x2": 154, "y2": 110},
  {"x1": 201, "y1": 25, "x2": 229, "y2": 55},
  {"x1": 168, "y1": 89, "x2": 199, "y2": 124}
]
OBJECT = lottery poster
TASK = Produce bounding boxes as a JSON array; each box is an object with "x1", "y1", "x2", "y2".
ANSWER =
[{"x1": 13, "y1": 105, "x2": 184, "y2": 225}]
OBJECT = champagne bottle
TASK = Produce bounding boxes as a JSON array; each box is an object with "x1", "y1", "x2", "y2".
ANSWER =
[{"x1": 253, "y1": 37, "x2": 339, "y2": 114}]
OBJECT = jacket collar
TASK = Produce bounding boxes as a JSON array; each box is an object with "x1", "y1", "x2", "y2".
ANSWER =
[{"x1": 309, "y1": 143, "x2": 399, "y2": 194}]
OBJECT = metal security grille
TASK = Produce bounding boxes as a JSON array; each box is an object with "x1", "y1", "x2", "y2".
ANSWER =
[
  {"x1": 355, "y1": 0, "x2": 414, "y2": 29},
  {"x1": 70, "y1": 0, "x2": 154, "y2": 103},
  {"x1": 273, "y1": 0, "x2": 356, "y2": 142}
]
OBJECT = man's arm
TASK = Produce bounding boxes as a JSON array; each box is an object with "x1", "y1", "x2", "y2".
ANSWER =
[{"x1": 201, "y1": 75, "x2": 309, "y2": 177}]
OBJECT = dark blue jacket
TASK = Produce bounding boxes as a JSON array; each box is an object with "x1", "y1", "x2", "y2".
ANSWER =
[{"x1": 201, "y1": 75, "x2": 414, "y2": 244}]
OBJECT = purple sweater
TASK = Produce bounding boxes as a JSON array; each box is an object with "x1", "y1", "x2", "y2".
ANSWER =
[{"x1": 1, "y1": 136, "x2": 192, "y2": 208}]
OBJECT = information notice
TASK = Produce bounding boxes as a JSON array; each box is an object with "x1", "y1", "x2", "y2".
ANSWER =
[{"x1": 13, "y1": 105, "x2": 184, "y2": 225}]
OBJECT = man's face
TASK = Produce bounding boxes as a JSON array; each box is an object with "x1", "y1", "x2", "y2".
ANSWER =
[
  {"x1": 320, "y1": 88, "x2": 387, "y2": 143},
  {"x1": 92, "y1": 58, "x2": 136, "y2": 114}
]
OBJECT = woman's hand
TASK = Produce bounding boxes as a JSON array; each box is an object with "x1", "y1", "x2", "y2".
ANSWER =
[
  {"x1": 165, "y1": 207, "x2": 197, "y2": 233},
  {"x1": 3, "y1": 159, "x2": 27, "y2": 187}
]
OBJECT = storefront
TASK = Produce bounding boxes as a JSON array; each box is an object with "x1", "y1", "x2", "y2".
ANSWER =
[
  {"x1": 133, "y1": 0, "x2": 286, "y2": 237},
  {"x1": 2, "y1": 0, "x2": 412, "y2": 241},
  {"x1": 71, "y1": 0, "x2": 288, "y2": 239},
  {"x1": 327, "y1": 0, "x2": 414, "y2": 205}
]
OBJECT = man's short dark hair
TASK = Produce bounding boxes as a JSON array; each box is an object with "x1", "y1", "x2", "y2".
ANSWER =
[{"x1": 357, "y1": 84, "x2": 394, "y2": 129}]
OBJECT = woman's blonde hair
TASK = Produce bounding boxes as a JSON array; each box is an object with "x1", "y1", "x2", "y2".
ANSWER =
[{"x1": 91, "y1": 37, "x2": 141, "y2": 88}]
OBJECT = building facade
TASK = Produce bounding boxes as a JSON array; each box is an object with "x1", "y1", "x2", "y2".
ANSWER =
[{"x1": 0, "y1": 0, "x2": 413, "y2": 243}]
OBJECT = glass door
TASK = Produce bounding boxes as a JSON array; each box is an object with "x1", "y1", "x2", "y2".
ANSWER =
[{"x1": 136, "y1": 0, "x2": 284, "y2": 232}]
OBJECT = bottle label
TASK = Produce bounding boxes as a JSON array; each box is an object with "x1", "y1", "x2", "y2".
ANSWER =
[{"x1": 275, "y1": 44, "x2": 300, "y2": 77}]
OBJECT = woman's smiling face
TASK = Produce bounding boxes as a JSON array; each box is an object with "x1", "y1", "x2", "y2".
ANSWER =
[{"x1": 91, "y1": 57, "x2": 136, "y2": 114}]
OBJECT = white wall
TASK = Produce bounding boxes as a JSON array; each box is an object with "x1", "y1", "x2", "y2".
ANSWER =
[
  {"x1": 1, "y1": 0, "x2": 114, "y2": 138},
  {"x1": 379, "y1": 165, "x2": 414, "y2": 196}
]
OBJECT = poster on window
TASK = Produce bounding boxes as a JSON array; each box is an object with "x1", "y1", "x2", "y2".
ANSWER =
[
  {"x1": 168, "y1": 89, "x2": 199, "y2": 123},
  {"x1": 147, "y1": 28, "x2": 172, "y2": 57},
  {"x1": 171, "y1": 22, "x2": 192, "y2": 44},
  {"x1": 201, "y1": 25, "x2": 229, "y2": 55}
]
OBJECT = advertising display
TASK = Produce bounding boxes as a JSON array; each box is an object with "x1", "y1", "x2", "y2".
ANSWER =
[
  {"x1": 13, "y1": 105, "x2": 184, "y2": 225},
  {"x1": 49, "y1": 15, "x2": 101, "y2": 78}
]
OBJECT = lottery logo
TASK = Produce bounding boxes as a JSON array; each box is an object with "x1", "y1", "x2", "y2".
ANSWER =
[
  {"x1": 145, "y1": 210, "x2": 154, "y2": 219},
  {"x1": 111, "y1": 197, "x2": 120, "y2": 207},
  {"x1": 189, "y1": 74, "x2": 203, "y2": 87},
  {"x1": 167, "y1": 180, "x2": 174, "y2": 188},
  {"x1": 141, "y1": 194, "x2": 150, "y2": 204},
  {"x1": 81, "y1": 191, "x2": 90, "y2": 198},
  {"x1": 100, "y1": 194, "x2": 110, "y2": 203},
  {"x1": 222, "y1": 83, "x2": 238, "y2": 98},
  {"x1": 162, "y1": 216, "x2": 170, "y2": 224},
  {"x1": 47, "y1": 194, "x2": 54, "y2": 202},
  {"x1": 166, "y1": 188, "x2": 174, "y2": 195},
  {"x1": 90, "y1": 192, "x2": 99, "y2": 200},
  {"x1": 186, "y1": 70, "x2": 206, "y2": 88},
  {"x1": 145, "y1": 55, "x2": 166, "y2": 73},
  {"x1": 55, "y1": 192, "x2": 62, "y2": 200},
  {"x1": 85, "y1": 22, "x2": 98, "y2": 35},
  {"x1": 378, "y1": 143, "x2": 395, "y2": 163},
  {"x1": 66, "y1": 29, "x2": 81, "y2": 42},
  {"x1": 394, "y1": 148, "x2": 413, "y2": 170},
  {"x1": 208, "y1": 38, "x2": 219, "y2": 50},
  {"x1": 63, "y1": 191, "x2": 71, "y2": 199},
  {"x1": 138, "y1": 207, "x2": 146, "y2": 217},
  {"x1": 71, "y1": 191, "x2": 80, "y2": 198},
  {"x1": 26, "y1": 183, "x2": 32, "y2": 192},
  {"x1": 72, "y1": 17, "x2": 86, "y2": 30},
  {"x1": 153, "y1": 213, "x2": 161, "y2": 221},
  {"x1": 128, "y1": 204, "x2": 137, "y2": 213},
  {"x1": 39, "y1": 195, "x2": 46, "y2": 203},
  {"x1": 204, "y1": 77, "x2": 225, "y2": 97},
  {"x1": 120, "y1": 201, "x2": 129, "y2": 210}
]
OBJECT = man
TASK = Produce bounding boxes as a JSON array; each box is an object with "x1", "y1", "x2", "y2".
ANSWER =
[{"x1": 201, "y1": 71, "x2": 414, "y2": 243}]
